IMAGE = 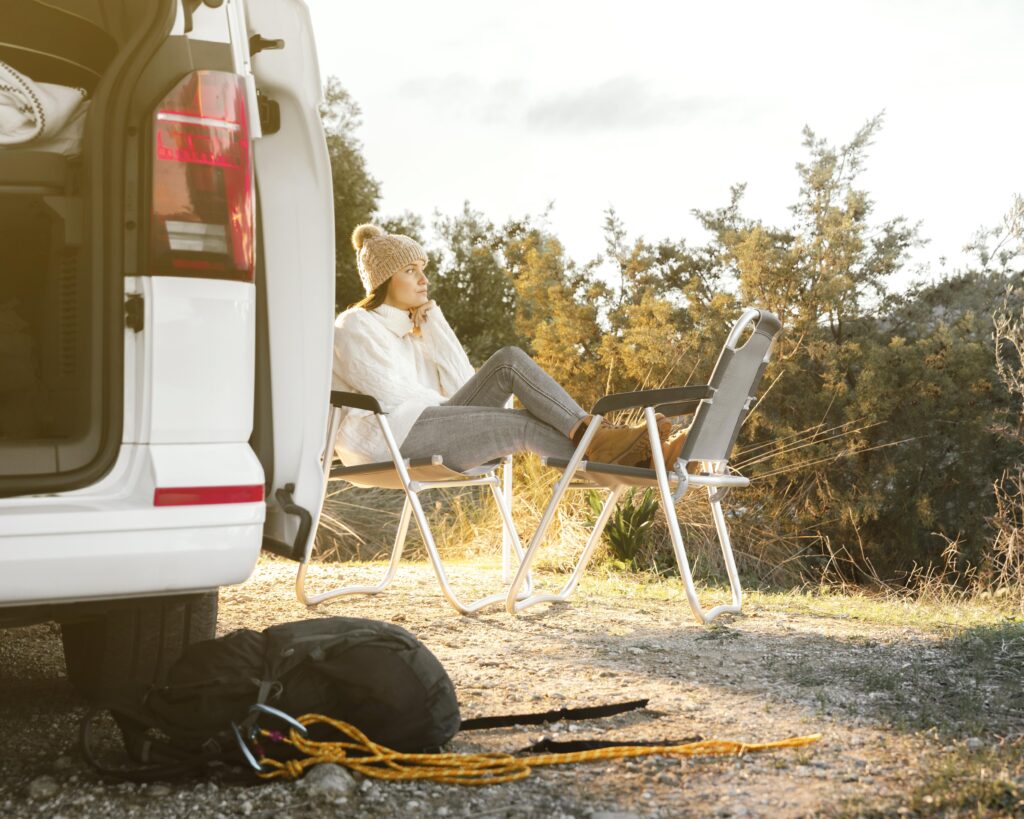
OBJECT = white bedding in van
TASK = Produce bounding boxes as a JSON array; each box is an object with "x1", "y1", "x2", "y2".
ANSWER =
[{"x1": 0, "y1": 60, "x2": 89, "y2": 155}]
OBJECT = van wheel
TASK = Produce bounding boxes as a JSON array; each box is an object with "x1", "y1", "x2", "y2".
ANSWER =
[{"x1": 61, "y1": 591, "x2": 218, "y2": 700}]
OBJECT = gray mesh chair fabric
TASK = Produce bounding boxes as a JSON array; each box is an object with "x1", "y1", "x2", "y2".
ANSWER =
[
  {"x1": 295, "y1": 393, "x2": 528, "y2": 614},
  {"x1": 681, "y1": 311, "x2": 782, "y2": 463},
  {"x1": 505, "y1": 308, "x2": 782, "y2": 624}
]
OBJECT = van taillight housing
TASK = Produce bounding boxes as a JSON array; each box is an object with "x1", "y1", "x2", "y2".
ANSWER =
[{"x1": 149, "y1": 71, "x2": 254, "y2": 282}]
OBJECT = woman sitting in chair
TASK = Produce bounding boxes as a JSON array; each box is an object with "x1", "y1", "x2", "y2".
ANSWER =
[{"x1": 332, "y1": 224, "x2": 686, "y2": 472}]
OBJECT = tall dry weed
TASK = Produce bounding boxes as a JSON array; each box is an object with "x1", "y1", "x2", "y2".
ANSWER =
[
  {"x1": 314, "y1": 454, "x2": 597, "y2": 570},
  {"x1": 986, "y1": 288, "x2": 1024, "y2": 610},
  {"x1": 313, "y1": 432, "x2": 837, "y2": 587}
]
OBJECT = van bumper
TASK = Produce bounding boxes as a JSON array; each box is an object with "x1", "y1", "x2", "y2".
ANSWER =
[{"x1": 0, "y1": 443, "x2": 265, "y2": 607}]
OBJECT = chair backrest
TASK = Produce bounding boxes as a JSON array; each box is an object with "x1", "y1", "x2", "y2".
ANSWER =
[{"x1": 679, "y1": 308, "x2": 782, "y2": 464}]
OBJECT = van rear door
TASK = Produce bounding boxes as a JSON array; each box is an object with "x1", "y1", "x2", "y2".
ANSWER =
[{"x1": 242, "y1": 0, "x2": 336, "y2": 562}]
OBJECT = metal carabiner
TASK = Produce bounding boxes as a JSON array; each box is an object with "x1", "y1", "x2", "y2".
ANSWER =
[
  {"x1": 231, "y1": 703, "x2": 309, "y2": 773},
  {"x1": 248, "y1": 703, "x2": 309, "y2": 738},
  {"x1": 231, "y1": 721, "x2": 267, "y2": 773}
]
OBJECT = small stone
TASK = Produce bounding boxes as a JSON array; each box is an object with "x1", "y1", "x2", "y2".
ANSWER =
[
  {"x1": 148, "y1": 784, "x2": 171, "y2": 797},
  {"x1": 965, "y1": 737, "x2": 984, "y2": 751},
  {"x1": 589, "y1": 812, "x2": 641, "y2": 819},
  {"x1": 301, "y1": 764, "x2": 357, "y2": 799},
  {"x1": 28, "y1": 776, "x2": 58, "y2": 800},
  {"x1": 240, "y1": 800, "x2": 253, "y2": 815},
  {"x1": 53, "y1": 755, "x2": 73, "y2": 771}
]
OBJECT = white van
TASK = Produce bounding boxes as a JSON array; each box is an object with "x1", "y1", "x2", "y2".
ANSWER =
[{"x1": 0, "y1": 0, "x2": 335, "y2": 696}]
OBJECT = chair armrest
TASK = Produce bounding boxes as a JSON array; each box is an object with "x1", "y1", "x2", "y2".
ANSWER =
[
  {"x1": 590, "y1": 385, "x2": 714, "y2": 416},
  {"x1": 330, "y1": 390, "x2": 385, "y2": 414}
]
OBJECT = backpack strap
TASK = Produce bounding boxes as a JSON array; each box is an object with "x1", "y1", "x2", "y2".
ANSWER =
[
  {"x1": 459, "y1": 698, "x2": 649, "y2": 730},
  {"x1": 516, "y1": 736, "x2": 703, "y2": 754},
  {"x1": 79, "y1": 703, "x2": 238, "y2": 782}
]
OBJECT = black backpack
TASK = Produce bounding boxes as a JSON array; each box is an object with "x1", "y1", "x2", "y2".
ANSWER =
[{"x1": 83, "y1": 616, "x2": 461, "y2": 779}]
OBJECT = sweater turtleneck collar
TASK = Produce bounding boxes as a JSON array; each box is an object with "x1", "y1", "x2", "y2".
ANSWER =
[{"x1": 371, "y1": 302, "x2": 415, "y2": 338}]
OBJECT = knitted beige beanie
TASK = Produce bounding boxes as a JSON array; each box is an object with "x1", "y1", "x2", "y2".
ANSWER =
[{"x1": 351, "y1": 224, "x2": 428, "y2": 295}]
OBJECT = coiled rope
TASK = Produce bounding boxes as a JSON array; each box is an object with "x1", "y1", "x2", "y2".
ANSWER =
[{"x1": 256, "y1": 714, "x2": 822, "y2": 785}]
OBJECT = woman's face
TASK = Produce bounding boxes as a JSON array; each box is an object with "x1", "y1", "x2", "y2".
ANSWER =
[{"x1": 384, "y1": 260, "x2": 429, "y2": 311}]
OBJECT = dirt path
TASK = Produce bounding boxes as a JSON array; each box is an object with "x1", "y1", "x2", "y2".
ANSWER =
[{"x1": 1, "y1": 556, "x2": 1021, "y2": 817}]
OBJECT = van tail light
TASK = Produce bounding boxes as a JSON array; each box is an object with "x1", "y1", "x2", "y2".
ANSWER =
[{"x1": 149, "y1": 71, "x2": 254, "y2": 282}]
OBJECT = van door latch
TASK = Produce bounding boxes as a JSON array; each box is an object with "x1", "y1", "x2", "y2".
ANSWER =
[{"x1": 125, "y1": 294, "x2": 144, "y2": 332}]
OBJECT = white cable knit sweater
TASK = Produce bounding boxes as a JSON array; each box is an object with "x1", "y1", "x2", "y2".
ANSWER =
[{"x1": 332, "y1": 303, "x2": 476, "y2": 465}]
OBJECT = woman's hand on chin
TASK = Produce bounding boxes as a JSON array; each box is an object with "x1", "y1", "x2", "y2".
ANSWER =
[{"x1": 410, "y1": 299, "x2": 437, "y2": 331}]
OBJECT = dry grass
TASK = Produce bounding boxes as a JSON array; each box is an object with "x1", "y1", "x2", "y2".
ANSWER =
[
  {"x1": 316, "y1": 447, "x2": 1024, "y2": 611},
  {"x1": 315, "y1": 455, "x2": 599, "y2": 571},
  {"x1": 314, "y1": 449, "x2": 817, "y2": 583},
  {"x1": 988, "y1": 287, "x2": 1024, "y2": 614}
]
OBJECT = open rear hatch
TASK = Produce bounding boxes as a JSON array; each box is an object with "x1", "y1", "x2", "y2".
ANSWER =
[{"x1": 0, "y1": 0, "x2": 176, "y2": 496}]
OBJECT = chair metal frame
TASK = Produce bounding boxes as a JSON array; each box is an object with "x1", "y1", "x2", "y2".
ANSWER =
[
  {"x1": 504, "y1": 308, "x2": 782, "y2": 624},
  {"x1": 296, "y1": 393, "x2": 529, "y2": 614}
]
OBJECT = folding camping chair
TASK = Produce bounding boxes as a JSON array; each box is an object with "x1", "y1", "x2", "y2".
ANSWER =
[
  {"x1": 504, "y1": 308, "x2": 782, "y2": 624},
  {"x1": 295, "y1": 393, "x2": 531, "y2": 615}
]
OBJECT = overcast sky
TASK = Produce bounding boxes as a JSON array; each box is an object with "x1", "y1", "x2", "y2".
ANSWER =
[{"x1": 305, "y1": 0, "x2": 1022, "y2": 291}]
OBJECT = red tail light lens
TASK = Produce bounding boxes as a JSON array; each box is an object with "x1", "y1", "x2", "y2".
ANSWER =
[
  {"x1": 149, "y1": 71, "x2": 254, "y2": 282},
  {"x1": 154, "y1": 484, "x2": 264, "y2": 506}
]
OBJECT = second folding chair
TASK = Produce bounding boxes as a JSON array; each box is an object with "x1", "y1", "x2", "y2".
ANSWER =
[{"x1": 504, "y1": 308, "x2": 782, "y2": 624}]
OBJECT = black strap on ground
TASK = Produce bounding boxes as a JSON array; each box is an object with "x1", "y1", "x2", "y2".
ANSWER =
[
  {"x1": 459, "y1": 698, "x2": 649, "y2": 731},
  {"x1": 516, "y1": 735, "x2": 703, "y2": 754}
]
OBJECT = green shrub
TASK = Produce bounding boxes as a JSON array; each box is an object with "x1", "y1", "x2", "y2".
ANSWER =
[{"x1": 588, "y1": 488, "x2": 659, "y2": 569}]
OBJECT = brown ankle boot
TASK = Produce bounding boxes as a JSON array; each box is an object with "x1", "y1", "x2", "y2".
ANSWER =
[
  {"x1": 582, "y1": 413, "x2": 669, "y2": 466},
  {"x1": 648, "y1": 425, "x2": 697, "y2": 472}
]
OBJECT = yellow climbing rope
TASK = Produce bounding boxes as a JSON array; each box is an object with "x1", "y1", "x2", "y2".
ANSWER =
[{"x1": 256, "y1": 714, "x2": 822, "y2": 785}]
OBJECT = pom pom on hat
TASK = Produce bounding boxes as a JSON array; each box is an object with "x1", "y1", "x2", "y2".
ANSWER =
[{"x1": 352, "y1": 223, "x2": 384, "y2": 251}]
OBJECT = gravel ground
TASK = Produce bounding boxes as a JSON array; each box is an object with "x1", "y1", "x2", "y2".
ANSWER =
[{"x1": 1, "y1": 555, "x2": 1020, "y2": 818}]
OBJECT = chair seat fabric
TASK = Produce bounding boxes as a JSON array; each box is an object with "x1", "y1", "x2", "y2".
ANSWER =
[
  {"x1": 541, "y1": 456, "x2": 686, "y2": 490},
  {"x1": 335, "y1": 455, "x2": 503, "y2": 489}
]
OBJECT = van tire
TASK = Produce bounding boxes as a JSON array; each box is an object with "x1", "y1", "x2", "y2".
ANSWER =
[{"x1": 61, "y1": 591, "x2": 218, "y2": 700}]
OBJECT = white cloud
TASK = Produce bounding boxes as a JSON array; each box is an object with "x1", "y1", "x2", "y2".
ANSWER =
[
  {"x1": 525, "y1": 76, "x2": 719, "y2": 132},
  {"x1": 394, "y1": 75, "x2": 527, "y2": 125}
]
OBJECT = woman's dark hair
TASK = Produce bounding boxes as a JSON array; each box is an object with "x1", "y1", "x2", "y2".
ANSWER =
[{"x1": 349, "y1": 279, "x2": 390, "y2": 310}]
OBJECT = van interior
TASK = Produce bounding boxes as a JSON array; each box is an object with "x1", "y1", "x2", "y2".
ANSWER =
[
  {"x1": 0, "y1": 158, "x2": 90, "y2": 475},
  {"x1": 0, "y1": 1, "x2": 156, "y2": 482}
]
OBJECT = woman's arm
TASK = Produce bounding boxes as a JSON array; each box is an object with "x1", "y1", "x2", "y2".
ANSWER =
[{"x1": 418, "y1": 304, "x2": 476, "y2": 395}]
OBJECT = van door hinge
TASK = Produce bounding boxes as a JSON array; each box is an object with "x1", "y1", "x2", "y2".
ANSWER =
[{"x1": 125, "y1": 294, "x2": 144, "y2": 332}]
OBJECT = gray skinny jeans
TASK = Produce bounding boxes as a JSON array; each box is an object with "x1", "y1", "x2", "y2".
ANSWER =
[{"x1": 399, "y1": 346, "x2": 589, "y2": 472}]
